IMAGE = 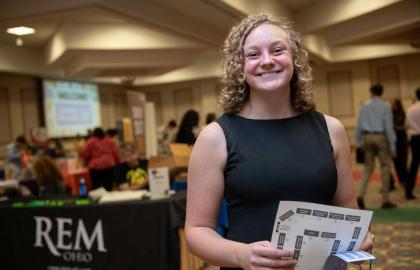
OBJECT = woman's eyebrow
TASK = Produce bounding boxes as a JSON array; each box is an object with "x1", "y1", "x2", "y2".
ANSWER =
[{"x1": 244, "y1": 40, "x2": 288, "y2": 50}]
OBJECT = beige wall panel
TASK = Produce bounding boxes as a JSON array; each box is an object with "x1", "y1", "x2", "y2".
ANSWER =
[
  {"x1": 0, "y1": 87, "x2": 12, "y2": 143},
  {"x1": 313, "y1": 61, "x2": 370, "y2": 130},
  {"x1": 406, "y1": 54, "x2": 420, "y2": 99},
  {"x1": 146, "y1": 91, "x2": 163, "y2": 126},
  {"x1": 161, "y1": 87, "x2": 176, "y2": 126},
  {"x1": 200, "y1": 79, "x2": 220, "y2": 119},
  {"x1": 141, "y1": 83, "x2": 177, "y2": 127},
  {"x1": 173, "y1": 88, "x2": 193, "y2": 122},
  {"x1": 8, "y1": 85, "x2": 23, "y2": 138},
  {"x1": 370, "y1": 56, "x2": 408, "y2": 98},
  {"x1": 349, "y1": 62, "x2": 371, "y2": 128},
  {"x1": 20, "y1": 88, "x2": 40, "y2": 137},
  {"x1": 99, "y1": 84, "x2": 129, "y2": 129},
  {"x1": 99, "y1": 93, "x2": 111, "y2": 129},
  {"x1": 312, "y1": 64, "x2": 329, "y2": 114},
  {"x1": 376, "y1": 65, "x2": 400, "y2": 101},
  {"x1": 113, "y1": 93, "x2": 129, "y2": 123},
  {"x1": 140, "y1": 79, "x2": 219, "y2": 127},
  {"x1": 327, "y1": 70, "x2": 353, "y2": 117},
  {"x1": 0, "y1": 73, "x2": 38, "y2": 157}
]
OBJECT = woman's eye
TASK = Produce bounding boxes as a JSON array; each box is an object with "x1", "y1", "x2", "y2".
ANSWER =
[
  {"x1": 273, "y1": 48, "x2": 284, "y2": 54},
  {"x1": 246, "y1": 52, "x2": 259, "y2": 59}
]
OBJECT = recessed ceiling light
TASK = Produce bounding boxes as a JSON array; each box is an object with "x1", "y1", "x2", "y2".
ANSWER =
[
  {"x1": 7, "y1": 26, "x2": 35, "y2": 36},
  {"x1": 16, "y1": 37, "x2": 23, "y2": 46}
]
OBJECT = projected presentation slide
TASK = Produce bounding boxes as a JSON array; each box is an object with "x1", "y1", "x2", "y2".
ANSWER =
[{"x1": 43, "y1": 79, "x2": 101, "y2": 137}]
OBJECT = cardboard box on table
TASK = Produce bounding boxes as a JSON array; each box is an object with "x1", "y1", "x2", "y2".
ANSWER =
[{"x1": 148, "y1": 143, "x2": 191, "y2": 179}]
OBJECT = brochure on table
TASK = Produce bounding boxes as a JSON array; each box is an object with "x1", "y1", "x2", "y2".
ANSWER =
[
  {"x1": 270, "y1": 201, "x2": 374, "y2": 270},
  {"x1": 148, "y1": 166, "x2": 170, "y2": 199}
]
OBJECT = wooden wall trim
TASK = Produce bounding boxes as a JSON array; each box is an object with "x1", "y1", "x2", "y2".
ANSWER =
[
  {"x1": 0, "y1": 86, "x2": 12, "y2": 143},
  {"x1": 377, "y1": 64, "x2": 401, "y2": 101},
  {"x1": 327, "y1": 70, "x2": 354, "y2": 117}
]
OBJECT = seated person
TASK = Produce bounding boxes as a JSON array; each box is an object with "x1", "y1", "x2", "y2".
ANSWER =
[
  {"x1": 33, "y1": 154, "x2": 67, "y2": 196},
  {"x1": 4, "y1": 135, "x2": 31, "y2": 180},
  {"x1": 116, "y1": 152, "x2": 148, "y2": 190},
  {"x1": 49, "y1": 138, "x2": 65, "y2": 159}
]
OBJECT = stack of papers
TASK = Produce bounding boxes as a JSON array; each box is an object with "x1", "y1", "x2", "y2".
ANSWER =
[
  {"x1": 98, "y1": 190, "x2": 150, "y2": 203},
  {"x1": 0, "y1": 180, "x2": 19, "y2": 189}
]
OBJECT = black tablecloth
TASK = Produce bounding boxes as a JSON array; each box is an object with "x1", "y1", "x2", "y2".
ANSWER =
[{"x1": 0, "y1": 191, "x2": 186, "y2": 270}]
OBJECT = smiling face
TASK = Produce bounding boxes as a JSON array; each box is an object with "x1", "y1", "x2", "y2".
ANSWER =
[{"x1": 243, "y1": 23, "x2": 294, "y2": 94}]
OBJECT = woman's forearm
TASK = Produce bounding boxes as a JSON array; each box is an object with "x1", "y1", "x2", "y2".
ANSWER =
[{"x1": 185, "y1": 226, "x2": 246, "y2": 268}]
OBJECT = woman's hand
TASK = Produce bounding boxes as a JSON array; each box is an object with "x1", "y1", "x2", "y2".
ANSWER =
[
  {"x1": 359, "y1": 231, "x2": 374, "y2": 254},
  {"x1": 351, "y1": 231, "x2": 374, "y2": 267},
  {"x1": 239, "y1": 241, "x2": 297, "y2": 270}
]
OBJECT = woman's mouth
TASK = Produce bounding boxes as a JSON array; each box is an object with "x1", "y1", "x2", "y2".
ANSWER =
[{"x1": 257, "y1": 70, "x2": 281, "y2": 77}]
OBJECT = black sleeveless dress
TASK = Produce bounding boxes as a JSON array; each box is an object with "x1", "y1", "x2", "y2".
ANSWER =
[{"x1": 216, "y1": 110, "x2": 337, "y2": 270}]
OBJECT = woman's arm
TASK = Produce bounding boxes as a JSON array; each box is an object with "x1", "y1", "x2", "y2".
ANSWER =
[
  {"x1": 185, "y1": 122, "x2": 241, "y2": 267},
  {"x1": 185, "y1": 122, "x2": 296, "y2": 269},
  {"x1": 324, "y1": 115, "x2": 357, "y2": 208},
  {"x1": 324, "y1": 115, "x2": 374, "y2": 253}
]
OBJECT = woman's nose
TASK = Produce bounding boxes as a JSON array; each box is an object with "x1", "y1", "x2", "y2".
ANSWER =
[{"x1": 260, "y1": 52, "x2": 274, "y2": 66}]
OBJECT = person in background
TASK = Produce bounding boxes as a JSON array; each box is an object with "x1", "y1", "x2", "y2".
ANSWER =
[
  {"x1": 405, "y1": 88, "x2": 420, "y2": 200},
  {"x1": 33, "y1": 154, "x2": 66, "y2": 196},
  {"x1": 81, "y1": 127, "x2": 121, "y2": 191},
  {"x1": 159, "y1": 120, "x2": 178, "y2": 155},
  {"x1": 185, "y1": 14, "x2": 373, "y2": 270},
  {"x1": 85, "y1": 129, "x2": 93, "y2": 141},
  {"x1": 175, "y1": 110, "x2": 199, "y2": 145},
  {"x1": 355, "y1": 84, "x2": 397, "y2": 209},
  {"x1": 390, "y1": 98, "x2": 408, "y2": 190},
  {"x1": 4, "y1": 135, "x2": 32, "y2": 180},
  {"x1": 106, "y1": 128, "x2": 120, "y2": 144},
  {"x1": 19, "y1": 142, "x2": 34, "y2": 180},
  {"x1": 116, "y1": 151, "x2": 148, "y2": 190},
  {"x1": 205, "y1": 113, "x2": 216, "y2": 125},
  {"x1": 50, "y1": 138, "x2": 65, "y2": 159},
  {"x1": 199, "y1": 113, "x2": 217, "y2": 134}
]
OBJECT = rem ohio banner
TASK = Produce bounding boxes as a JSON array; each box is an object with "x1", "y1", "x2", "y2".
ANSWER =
[{"x1": 0, "y1": 194, "x2": 186, "y2": 270}]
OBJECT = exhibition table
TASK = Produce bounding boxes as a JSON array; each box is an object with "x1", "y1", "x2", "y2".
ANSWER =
[{"x1": 0, "y1": 191, "x2": 186, "y2": 270}]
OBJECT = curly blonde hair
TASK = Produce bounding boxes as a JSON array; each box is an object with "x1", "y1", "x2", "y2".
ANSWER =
[{"x1": 219, "y1": 14, "x2": 313, "y2": 114}]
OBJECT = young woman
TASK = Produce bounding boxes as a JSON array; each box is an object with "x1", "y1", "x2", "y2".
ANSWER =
[{"x1": 185, "y1": 14, "x2": 373, "y2": 269}]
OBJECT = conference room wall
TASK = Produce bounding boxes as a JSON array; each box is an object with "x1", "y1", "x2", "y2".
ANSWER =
[
  {"x1": 140, "y1": 78, "x2": 221, "y2": 128},
  {"x1": 312, "y1": 53, "x2": 420, "y2": 146},
  {"x1": 0, "y1": 73, "x2": 144, "y2": 159},
  {"x1": 0, "y1": 53, "x2": 419, "y2": 159}
]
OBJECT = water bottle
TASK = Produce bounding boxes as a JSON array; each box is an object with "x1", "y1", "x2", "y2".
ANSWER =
[{"x1": 79, "y1": 177, "x2": 88, "y2": 198}]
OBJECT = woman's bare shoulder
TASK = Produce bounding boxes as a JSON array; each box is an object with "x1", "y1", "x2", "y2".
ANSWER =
[
  {"x1": 196, "y1": 122, "x2": 226, "y2": 145},
  {"x1": 323, "y1": 114, "x2": 346, "y2": 135}
]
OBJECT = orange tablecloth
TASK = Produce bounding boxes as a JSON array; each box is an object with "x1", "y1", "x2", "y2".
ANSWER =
[{"x1": 62, "y1": 168, "x2": 91, "y2": 195}]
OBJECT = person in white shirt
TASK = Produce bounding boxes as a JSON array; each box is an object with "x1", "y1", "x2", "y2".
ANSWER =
[{"x1": 405, "y1": 88, "x2": 420, "y2": 200}]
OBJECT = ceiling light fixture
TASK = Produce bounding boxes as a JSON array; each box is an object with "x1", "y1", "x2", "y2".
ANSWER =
[
  {"x1": 6, "y1": 26, "x2": 35, "y2": 47},
  {"x1": 16, "y1": 37, "x2": 23, "y2": 46},
  {"x1": 7, "y1": 26, "x2": 35, "y2": 36}
]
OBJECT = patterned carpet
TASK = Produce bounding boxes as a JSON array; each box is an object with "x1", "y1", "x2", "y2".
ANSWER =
[{"x1": 347, "y1": 177, "x2": 420, "y2": 270}]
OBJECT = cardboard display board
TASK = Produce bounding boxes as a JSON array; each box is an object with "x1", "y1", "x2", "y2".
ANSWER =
[{"x1": 148, "y1": 143, "x2": 191, "y2": 179}]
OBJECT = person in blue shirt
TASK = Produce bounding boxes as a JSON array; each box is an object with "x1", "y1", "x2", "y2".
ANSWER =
[
  {"x1": 355, "y1": 84, "x2": 397, "y2": 209},
  {"x1": 4, "y1": 135, "x2": 30, "y2": 179}
]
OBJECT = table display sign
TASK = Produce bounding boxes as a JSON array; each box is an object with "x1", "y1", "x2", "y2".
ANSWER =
[
  {"x1": 0, "y1": 192, "x2": 186, "y2": 270},
  {"x1": 148, "y1": 166, "x2": 170, "y2": 199}
]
